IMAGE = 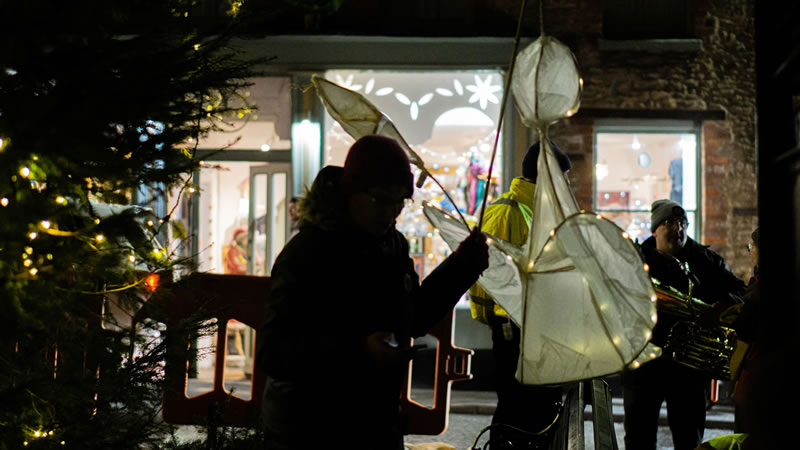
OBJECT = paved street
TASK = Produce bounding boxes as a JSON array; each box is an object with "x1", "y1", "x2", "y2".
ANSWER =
[
  {"x1": 405, "y1": 388, "x2": 735, "y2": 449},
  {"x1": 181, "y1": 380, "x2": 736, "y2": 449}
]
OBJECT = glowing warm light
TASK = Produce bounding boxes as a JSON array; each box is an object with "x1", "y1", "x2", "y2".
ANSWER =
[
  {"x1": 95, "y1": 234, "x2": 105, "y2": 242},
  {"x1": 506, "y1": 255, "x2": 512, "y2": 261},
  {"x1": 41, "y1": 220, "x2": 51, "y2": 229},
  {"x1": 56, "y1": 196, "x2": 66, "y2": 204},
  {"x1": 147, "y1": 220, "x2": 154, "y2": 227},
  {"x1": 651, "y1": 314, "x2": 658, "y2": 322},
  {"x1": 261, "y1": 144, "x2": 271, "y2": 152},
  {"x1": 549, "y1": 229, "x2": 555, "y2": 237},
  {"x1": 24, "y1": 259, "x2": 32, "y2": 267},
  {"x1": 94, "y1": 218, "x2": 101, "y2": 225},
  {"x1": 622, "y1": 232, "x2": 629, "y2": 239},
  {"x1": 25, "y1": 247, "x2": 33, "y2": 254},
  {"x1": 128, "y1": 255, "x2": 136, "y2": 263},
  {"x1": 20, "y1": 167, "x2": 30, "y2": 178},
  {"x1": 145, "y1": 273, "x2": 160, "y2": 291},
  {"x1": 612, "y1": 336, "x2": 621, "y2": 345},
  {"x1": 34, "y1": 431, "x2": 41, "y2": 438},
  {"x1": 633, "y1": 361, "x2": 641, "y2": 368},
  {"x1": 650, "y1": 295, "x2": 657, "y2": 302},
  {"x1": 46, "y1": 254, "x2": 53, "y2": 260},
  {"x1": 427, "y1": 253, "x2": 434, "y2": 259},
  {"x1": 29, "y1": 232, "x2": 37, "y2": 240},
  {"x1": 29, "y1": 268, "x2": 38, "y2": 276},
  {"x1": 1, "y1": 197, "x2": 7, "y2": 206},
  {"x1": 193, "y1": 44, "x2": 200, "y2": 51},
  {"x1": 645, "y1": 331, "x2": 652, "y2": 340},
  {"x1": 643, "y1": 263, "x2": 649, "y2": 272},
  {"x1": 650, "y1": 353, "x2": 657, "y2": 359},
  {"x1": 187, "y1": 186, "x2": 196, "y2": 193}
]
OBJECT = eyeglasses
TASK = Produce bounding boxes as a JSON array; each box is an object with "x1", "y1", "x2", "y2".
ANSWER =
[
  {"x1": 366, "y1": 193, "x2": 414, "y2": 210},
  {"x1": 664, "y1": 217, "x2": 689, "y2": 230}
]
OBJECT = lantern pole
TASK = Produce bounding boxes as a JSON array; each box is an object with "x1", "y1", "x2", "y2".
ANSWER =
[{"x1": 477, "y1": 0, "x2": 530, "y2": 230}]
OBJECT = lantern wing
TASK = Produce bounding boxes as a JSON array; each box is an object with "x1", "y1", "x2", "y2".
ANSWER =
[
  {"x1": 311, "y1": 75, "x2": 427, "y2": 171},
  {"x1": 423, "y1": 203, "x2": 526, "y2": 325},
  {"x1": 517, "y1": 212, "x2": 658, "y2": 385}
]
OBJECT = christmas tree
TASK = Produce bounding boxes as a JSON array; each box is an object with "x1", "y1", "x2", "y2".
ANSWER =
[{"x1": 0, "y1": 1, "x2": 263, "y2": 447}]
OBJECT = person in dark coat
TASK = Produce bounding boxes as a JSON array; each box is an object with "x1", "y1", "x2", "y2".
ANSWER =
[
  {"x1": 623, "y1": 199, "x2": 746, "y2": 450},
  {"x1": 256, "y1": 135, "x2": 489, "y2": 450}
]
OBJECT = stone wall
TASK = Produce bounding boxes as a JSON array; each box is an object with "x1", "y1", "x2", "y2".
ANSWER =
[{"x1": 542, "y1": 0, "x2": 758, "y2": 279}]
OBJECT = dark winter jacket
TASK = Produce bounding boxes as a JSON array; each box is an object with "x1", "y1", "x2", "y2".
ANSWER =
[
  {"x1": 639, "y1": 236, "x2": 746, "y2": 347},
  {"x1": 256, "y1": 166, "x2": 482, "y2": 449}
]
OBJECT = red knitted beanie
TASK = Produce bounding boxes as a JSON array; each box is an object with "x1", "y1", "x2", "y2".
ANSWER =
[{"x1": 339, "y1": 135, "x2": 414, "y2": 197}]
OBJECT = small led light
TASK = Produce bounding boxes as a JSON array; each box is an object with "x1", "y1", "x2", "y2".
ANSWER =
[
  {"x1": 56, "y1": 196, "x2": 66, "y2": 204},
  {"x1": 1, "y1": 197, "x2": 8, "y2": 206},
  {"x1": 643, "y1": 263, "x2": 649, "y2": 272},
  {"x1": 622, "y1": 232, "x2": 629, "y2": 239},
  {"x1": 41, "y1": 220, "x2": 51, "y2": 229},
  {"x1": 94, "y1": 218, "x2": 101, "y2": 225},
  {"x1": 29, "y1": 268, "x2": 38, "y2": 276},
  {"x1": 549, "y1": 229, "x2": 555, "y2": 237},
  {"x1": 29, "y1": 232, "x2": 37, "y2": 240},
  {"x1": 24, "y1": 259, "x2": 32, "y2": 267},
  {"x1": 20, "y1": 167, "x2": 30, "y2": 178},
  {"x1": 633, "y1": 361, "x2": 641, "y2": 368},
  {"x1": 95, "y1": 234, "x2": 105, "y2": 242}
]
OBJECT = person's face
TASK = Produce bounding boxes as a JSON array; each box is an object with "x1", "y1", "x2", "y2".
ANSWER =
[
  {"x1": 748, "y1": 242, "x2": 759, "y2": 266},
  {"x1": 348, "y1": 185, "x2": 411, "y2": 237},
  {"x1": 653, "y1": 216, "x2": 689, "y2": 255}
]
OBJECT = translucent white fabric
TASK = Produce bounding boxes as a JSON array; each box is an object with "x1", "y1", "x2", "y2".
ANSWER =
[
  {"x1": 511, "y1": 36, "x2": 582, "y2": 126},
  {"x1": 311, "y1": 75, "x2": 428, "y2": 183}
]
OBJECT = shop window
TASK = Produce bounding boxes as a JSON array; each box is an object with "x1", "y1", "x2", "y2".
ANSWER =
[
  {"x1": 323, "y1": 70, "x2": 504, "y2": 298},
  {"x1": 594, "y1": 130, "x2": 698, "y2": 243}
]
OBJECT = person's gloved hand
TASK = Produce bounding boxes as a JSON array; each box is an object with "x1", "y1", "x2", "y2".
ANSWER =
[
  {"x1": 364, "y1": 331, "x2": 413, "y2": 369},
  {"x1": 452, "y1": 228, "x2": 489, "y2": 278}
]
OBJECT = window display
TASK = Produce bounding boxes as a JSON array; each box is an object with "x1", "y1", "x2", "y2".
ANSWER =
[{"x1": 595, "y1": 131, "x2": 698, "y2": 242}]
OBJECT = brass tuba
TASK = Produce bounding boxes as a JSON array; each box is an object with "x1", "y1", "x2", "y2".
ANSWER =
[{"x1": 652, "y1": 277, "x2": 737, "y2": 380}]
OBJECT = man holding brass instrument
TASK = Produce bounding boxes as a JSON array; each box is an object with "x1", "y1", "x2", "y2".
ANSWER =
[{"x1": 623, "y1": 199, "x2": 746, "y2": 450}]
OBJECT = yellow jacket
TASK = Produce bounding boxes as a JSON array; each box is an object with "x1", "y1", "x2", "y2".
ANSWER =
[{"x1": 468, "y1": 177, "x2": 534, "y2": 324}]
